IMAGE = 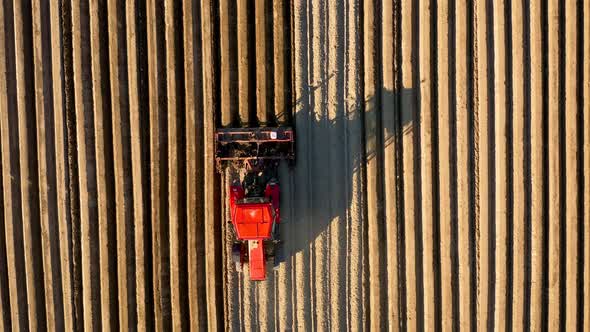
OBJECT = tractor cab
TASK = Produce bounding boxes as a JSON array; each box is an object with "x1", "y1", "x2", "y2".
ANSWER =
[{"x1": 229, "y1": 178, "x2": 280, "y2": 280}]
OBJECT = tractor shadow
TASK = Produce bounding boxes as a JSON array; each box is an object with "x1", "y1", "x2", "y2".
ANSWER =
[{"x1": 280, "y1": 76, "x2": 418, "y2": 258}]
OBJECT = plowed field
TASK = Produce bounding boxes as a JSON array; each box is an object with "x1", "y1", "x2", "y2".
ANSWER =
[{"x1": 0, "y1": 0, "x2": 589, "y2": 331}]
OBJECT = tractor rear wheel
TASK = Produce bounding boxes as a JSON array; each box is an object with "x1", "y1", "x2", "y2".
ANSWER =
[
  {"x1": 273, "y1": 242, "x2": 284, "y2": 270},
  {"x1": 231, "y1": 243, "x2": 242, "y2": 273}
]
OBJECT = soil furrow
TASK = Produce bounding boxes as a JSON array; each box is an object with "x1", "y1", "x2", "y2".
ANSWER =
[
  {"x1": 48, "y1": 0, "x2": 74, "y2": 329},
  {"x1": 510, "y1": 0, "x2": 526, "y2": 329},
  {"x1": 89, "y1": 0, "x2": 117, "y2": 328},
  {"x1": 401, "y1": 0, "x2": 418, "y2": 328},
  {"x1": 584, "y1": 2, "x2": 590, "y2": 330},
  {"x1": 492, "y1": 1, "x2": 509, "y2": 329},
  {"x1": 418, "y1": 0, "x2": 435, "y2": 330},
  {"x1": 547, "y1": 0, "x2": 561, "y2": 328},
  {"x1": 31, "y1": 0, "x2": 61, "y2": 329},
  {"x1": 436, "y1": 0, "x2": 453, "y2": 329},
  {"x1": 528, "y1": 0, "x2": 544, "y2": 329},
  {"x1": 0, "y1": 2, "x2": 26, "y2": 329},
  {"x1": 126, "y1": 0, "x2": 147, "y2": 329},
  {"x1": 475, "y1": 0, "x2": 491, "y2": 328},
  {"x1": 454, "y1": 0, "x2": 472, "y2": 328}
]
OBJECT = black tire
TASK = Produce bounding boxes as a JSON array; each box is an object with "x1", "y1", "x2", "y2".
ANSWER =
[
  {"x1": 273, "y1": 242, "x2": 284, "y2": 268},
  {"x1": 231, "y1": 243, "x2": 242, "y2": 264},
  {"x1": 264, "y1": 241, "x2": 276, "y2": 257},
  {"x1": 271, "y1": 224, "x2": 280, "y2": 243}
]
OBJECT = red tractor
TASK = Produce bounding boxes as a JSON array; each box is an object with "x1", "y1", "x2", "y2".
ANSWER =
[{"x1": 215, "y1": 127, "x2": 294, "y2": 281}]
